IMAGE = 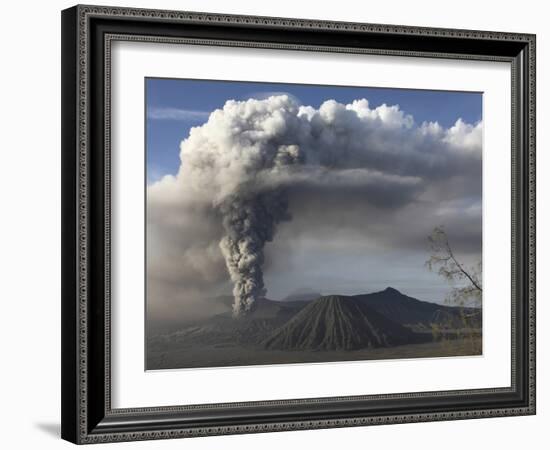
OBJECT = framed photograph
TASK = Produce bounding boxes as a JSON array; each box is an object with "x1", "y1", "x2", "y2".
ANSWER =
[{"x1": 61, "y1": 4, "x2": 536, "y2": 444}]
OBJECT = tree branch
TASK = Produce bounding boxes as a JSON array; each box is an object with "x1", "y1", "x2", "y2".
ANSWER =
[{"x1": 446, "y1": 245, "x2": 483, "y2": 292}]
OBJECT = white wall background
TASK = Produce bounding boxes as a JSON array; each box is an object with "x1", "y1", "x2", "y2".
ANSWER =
[{"x1": 0, "y1": 0, "x2": 546, "y2": 448}]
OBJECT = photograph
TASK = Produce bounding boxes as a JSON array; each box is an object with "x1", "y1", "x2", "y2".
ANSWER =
[
  {"x1": 57, "y1": 3, "x2": 536, "y2": 445},
  {"x1": 145, "y1": 79, "x2": 484, "y2": 370}
]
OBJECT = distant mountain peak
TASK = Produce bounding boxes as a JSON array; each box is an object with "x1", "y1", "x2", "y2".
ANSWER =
[
  {"x1": 383, "y1": 287, "x2": 401, "y2": 294},
  {"x1": 282, "y1": 288, "x2": 322, "y2": 303}
]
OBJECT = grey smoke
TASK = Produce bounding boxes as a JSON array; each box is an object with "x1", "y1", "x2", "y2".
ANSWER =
[
  {"x1": 219, "y1": 191, "x2": 291, "y2": 315},
  {"x1": 147, "y1": 95, "x2": 482, "y2": 317}
]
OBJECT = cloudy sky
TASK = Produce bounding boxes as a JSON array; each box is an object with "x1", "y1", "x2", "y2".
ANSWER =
[{"x1": 146, "y1": 78, "x2": 482, "y2": 323}]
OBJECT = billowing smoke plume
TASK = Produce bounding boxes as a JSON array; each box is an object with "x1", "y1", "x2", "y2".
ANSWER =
[
  {"x1": 148, "y1": 95, "x2": 482, "y2": 317},
  {"x1": 219, "y1": 191, "x2": 291, "y2": 315}
]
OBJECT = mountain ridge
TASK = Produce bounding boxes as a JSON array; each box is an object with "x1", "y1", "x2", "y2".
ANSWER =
[
  {"x1": 149, "y1": 287, "x2": 481, "y2": 353},
  {"x1": 351, "y1": 287, "x2": 481, "y2": 329},
  {"x1": 262, "y1": 294, "x2": 424, "y2": 351}
]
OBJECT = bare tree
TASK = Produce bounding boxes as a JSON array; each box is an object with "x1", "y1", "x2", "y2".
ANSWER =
[
  {"x1": 426, "y1": 226, "x2": 482, "y2": 354},
  {"x1": 426, "y1": 226, "x2": 482, "y2": 308}
]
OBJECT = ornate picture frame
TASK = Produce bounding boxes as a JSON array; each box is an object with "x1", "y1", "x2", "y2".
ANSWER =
[{"x1": 61, "y1": 4, "x2": 535, "y2": 444}]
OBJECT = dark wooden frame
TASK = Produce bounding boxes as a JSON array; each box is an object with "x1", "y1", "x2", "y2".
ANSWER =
[{"x1": 61, "y1": 4, "x2": 536, "y2": 444}]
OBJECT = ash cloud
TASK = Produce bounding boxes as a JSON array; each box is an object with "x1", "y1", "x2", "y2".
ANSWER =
[
  {"x1": 219, "y1": 191, "x2": 291, "y2": 315},
  {"x1": 147, "y1": 95, "x2": 482, "y2": 318}
]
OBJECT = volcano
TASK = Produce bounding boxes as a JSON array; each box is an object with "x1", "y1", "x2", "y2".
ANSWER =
[
  {"x1": 353, "y1": 287, "x2": 481, "y2": 329},
  {"x1": 262, "y1": 295, "x2": 419, "y2": 351}
]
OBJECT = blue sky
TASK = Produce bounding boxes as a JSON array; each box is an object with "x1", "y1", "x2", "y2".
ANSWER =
[{"x1": 146, "y1": 78, "x2": 482, "y2": 184}]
